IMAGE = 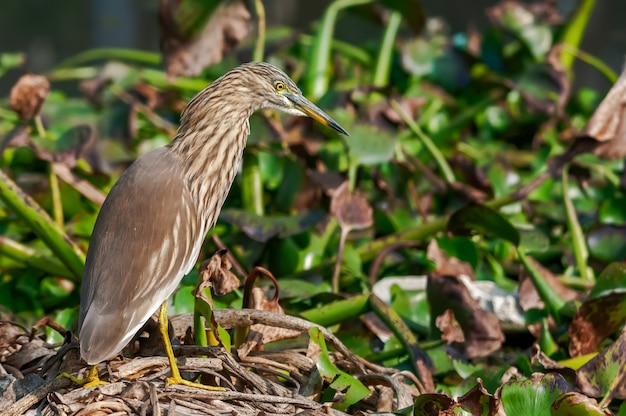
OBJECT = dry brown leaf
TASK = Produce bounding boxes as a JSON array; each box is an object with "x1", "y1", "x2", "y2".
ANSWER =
[
  {"x1": 160, "y1": 0, "x2": 252, "y2": 79},
  {"x1": 583, "y1": 66, "x2": 626, "y2": 159},
  {"x1": 568, "y1": 293, "x2": 625, "y2": 357},
  {"x1": 198, "y1": 249, "x2": 240, "y2": 297},
  {"x1": 435, "y1": 309, "x2": 465, "y2": 344},
  {"x1": 456, "y1": 379, "x2": 498, "y2": 416},
  {"x1": 330, "y1": 181, "x2": 373, "y2": 232},
  {"x1": 9, "y1": 74, "x2": 50, "y2": 120},
  {"x1": 427, "y1": 273, "x2": 505, "y2": 359}
]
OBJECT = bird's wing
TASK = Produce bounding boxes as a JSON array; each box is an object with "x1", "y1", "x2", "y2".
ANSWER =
[{"x1": 78, "y1": 147, "x2": 204, "y2": 364}]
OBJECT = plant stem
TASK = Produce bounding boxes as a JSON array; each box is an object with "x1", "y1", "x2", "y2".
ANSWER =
[
  {"x1": 0, "y1": 170, "x2": 84, "y2": 279},
  {"x1": 252, "y1": 0, "x2": 266, "y2": 62},
  {"x1": 562, "y1": 166, "x2": 592, "y2": 281},
  {"x1": 373, "y1": 11, "x2": 401, "y2": 88},
  {"x1": 390, "y1": 99, "x2": 456, "y2": 183},
  {"x1": 305, "y1": 0, "x2": 375, "y2": 99}
]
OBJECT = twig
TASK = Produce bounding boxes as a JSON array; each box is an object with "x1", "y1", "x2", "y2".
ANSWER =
[{"x1": 3, "y1": 376, "x2": 73, "y2": 416}]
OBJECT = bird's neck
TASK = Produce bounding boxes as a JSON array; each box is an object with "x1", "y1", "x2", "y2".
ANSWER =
[{"x1": 168, "y1": 93, "x2": 255, "y2": 227}]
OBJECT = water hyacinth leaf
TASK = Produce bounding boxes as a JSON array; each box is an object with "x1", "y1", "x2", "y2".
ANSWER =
[
  {"x1": 413, "y1": 394, "x2": 454, "y2": 415},
  {"x1": 436, "y1": 236, "x2": 479, "y2": 270},
  {"x1": 499, "y1": 373, "x2": 574, "y2": 416},
  {"x1": 448, "y1": 203, "x2": 520, "y2": 247},
  {"x1": 577, "y1": 330, "x2": 626, "y2": 400},
  {"x1": 568, "y1": 262, "x2": 626, "y2": 356},
  {"x1": 587, "y1": 225, "x2": 626, "y2": 263},
  {"x1": 550, "y1": 392, "x2": 606, "y2": 416},
  {"x1": 599, "y1": 194, "x2": 626, "y2": 224},
  {"x1": 341, "y1": 123, "x2": 395, "y2": 167},
  {"x1": 588, "y1": 262, "x2": 626, "y2": 299}
]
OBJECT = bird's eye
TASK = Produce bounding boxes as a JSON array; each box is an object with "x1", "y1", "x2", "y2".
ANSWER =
[{"x1": 274, "y1": 82, "x2": 285, "y2": 92}]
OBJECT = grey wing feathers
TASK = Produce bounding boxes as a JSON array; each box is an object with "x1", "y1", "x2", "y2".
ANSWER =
[{"x1": 78, "y1": 148, "x2": 203, "y2": 364}]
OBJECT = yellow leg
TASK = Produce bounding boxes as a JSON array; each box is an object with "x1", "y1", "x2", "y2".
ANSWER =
[
  {"x1": 158, "y1": 302, "x2": 224, "y2": 391},
  {"x1": 59, "y1": 364, "x2": 109, "y2": 388}
]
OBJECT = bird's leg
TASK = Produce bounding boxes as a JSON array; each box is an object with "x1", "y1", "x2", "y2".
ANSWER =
[
  {"x1": 59, "y1": 364, "x2": 109, "y2": 388},
  {"x1": 158, "y1": 302, "x2": 224, "y2": 391}
]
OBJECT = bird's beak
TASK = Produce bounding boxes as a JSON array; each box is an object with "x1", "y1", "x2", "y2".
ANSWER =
[{"x1": 286, "y1": 93, "x2": 349, "y2": 135}]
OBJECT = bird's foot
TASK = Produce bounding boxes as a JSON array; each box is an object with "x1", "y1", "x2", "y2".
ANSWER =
[
  {"x1": 59, "y1": 365, "x2": 109, "y2": 388},
  {"x1": 166, "y1": 375, "x2": 225, "y2": 391}
]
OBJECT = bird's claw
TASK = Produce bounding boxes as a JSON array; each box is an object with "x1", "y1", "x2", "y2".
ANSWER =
[
  {"x1": 59, "y1": 365, "x2": 109, "y2": 388},
  {"x1": 166, "y1": 376, "x2": 225, "y2": 391}
]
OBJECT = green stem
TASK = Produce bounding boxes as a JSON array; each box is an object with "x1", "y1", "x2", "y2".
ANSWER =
[
  {"x1": 241, "y1": 152, "x2": 264, "y2": 216},
  {"x1": 54, "y1": 48, "x2": 161, "y2": 69},
  {"x1": 373, "y1": 11, "x2": 402, "y2": 88},
  {"x1": 252, "y1": 0, "x2": 266, "y2": 62},
  {"x1": 560, "y1": 44, "x2": 618, "y2": 83},
  {"x1": 298, "y1": 34, "x2": 372, "y2": 65},
  {"x1": 332, "y1": 228, "x2": 348, "y2": 293},
  {"x1": 300, "y1": 293, "x2": 370, "y2": 326},
  {"x1": 0, "y1": 236, "x2": 76, "y2": 281},
  {"x1": 0, "y1": 170, "x2": 85, "y2": 279},
  {"x1": 559, "y1": 0, "x2": 596, "y2": 73},
  {"x1": 517, "y1": 251, "x2": 566, "y2": 324},
  {"x1": 390, "y1": 99, "x2": 456, "y2": 183},
  {"x1": 562, "y1": 166, "x2": 592, "y2": 281},
  {"x1": 305, "y1": 0, "x2": 375, "y2": 99},
  {"x1": 48, "y1": 163, "x2": 64, "y2": 227}
]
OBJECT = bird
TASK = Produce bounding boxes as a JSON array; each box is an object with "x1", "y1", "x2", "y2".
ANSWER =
[{"x1": 75, "y1": 62, "x2": 348, "y2": 389}]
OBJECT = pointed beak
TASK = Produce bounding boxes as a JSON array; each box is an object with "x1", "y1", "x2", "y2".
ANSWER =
[{"x1": 286, "y1": 93, "x2": 349, "y2": 135}]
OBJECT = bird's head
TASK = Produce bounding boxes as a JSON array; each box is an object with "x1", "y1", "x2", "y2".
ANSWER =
[{"x1": 237, "y1": 62, "x2": 349, "y2": 135}]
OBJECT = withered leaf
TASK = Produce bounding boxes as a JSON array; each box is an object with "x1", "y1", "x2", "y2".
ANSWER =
[
  {"x1": 330, "y1": 181, "x2": 373, "y2": 232},
  {"x1": 577, "y1": 330, "x2": 626, "y2": 400},
  {"x1": 583, "y1": 66, "x2": 626, "y2": 159},
  {"x1": 198, "y1": 249, "x2": 240, "y2": 297},
  {"x1": 160, "y1": 0, "x2": 252, "y2": 79},
  {"x1": 568, "y1": 292, "x2": 626, "y2": 357},
  {"x1": 10, "y1": 74, "x2": 50, "y2": 120},
  {"x1": 427, "y1": 273, "x2": 505, "y2": 359},
  {"x1": 456, "y1": 379, "x2": 498, "y2": 416},
  {"x1": 435, "y1": 309, "x2": 465, "y2": 344}
]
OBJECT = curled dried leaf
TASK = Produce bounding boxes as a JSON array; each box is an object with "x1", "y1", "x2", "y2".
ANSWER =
[
  {"x1": 10, "y1": 74, "x2": 50, "y2": 120},
  {"x1": 198, "y1": 249, "x2": 240, "y2": 297},
  {"x1": 160, "y1": 0, "x2": 252, "y2": 79},
  {"x1": 330, "y1": 181, "x2": 373, "y2": 232},
  {"x1": 583, "y1": 66, "x2": 626, "y2": 159}
]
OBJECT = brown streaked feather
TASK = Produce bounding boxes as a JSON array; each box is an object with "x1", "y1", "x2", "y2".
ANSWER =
[{"x1": 78, "y1": 148, "x2": 204, "y2": 364}]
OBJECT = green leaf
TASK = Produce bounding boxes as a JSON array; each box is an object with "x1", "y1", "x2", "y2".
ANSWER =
[
  {"x1": 577, "y1": 330, "x2": 626, "y2": 400},
  {"x1": 309, "y1": 326, "x2": 370, "y2": 410},
  {"x1": 448, "y1": 203, "x2": 520, "y2": 246},
  {"x1": 500, "y1": 373, "x2": 573, "y2": 416}
]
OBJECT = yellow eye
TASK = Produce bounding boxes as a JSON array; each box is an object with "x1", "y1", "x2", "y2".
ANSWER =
[{"x1": 275, "y1": 82, "x2": 285, "y2": 91}]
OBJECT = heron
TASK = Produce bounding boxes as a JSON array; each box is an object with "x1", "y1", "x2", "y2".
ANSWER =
[{"x1": 75, "y1": 62, "x2": 348, "y2": 389}]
